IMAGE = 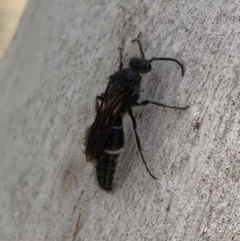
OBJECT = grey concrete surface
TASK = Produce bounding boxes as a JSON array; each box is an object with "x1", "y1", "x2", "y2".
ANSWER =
[{"x1": 1, "y1": 0, "x2": 240, "y2": 240}]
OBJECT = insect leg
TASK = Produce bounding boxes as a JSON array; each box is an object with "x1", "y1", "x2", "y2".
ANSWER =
[
  {"x1": 134, "y1": 100, "x2": 189, "y2": 110},
  {"x1": 149, "y1": 58, "x2": 184, "y2": 76},
  {"x1": 96, "y1": 95, "x2": 104, "y2": 112},
  {"x1": 118, "y1": 47, "x2": 124, "y2": 70},
  {"x1": 128, "y1": 108, "x2": 156, "y2": 179},
  {"x1": 131, "y1": 39, "x2": 145, "y2": 59}
]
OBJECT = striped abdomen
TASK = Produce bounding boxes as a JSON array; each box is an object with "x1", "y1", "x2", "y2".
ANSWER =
[{"x1": 96, "y1": 116, "x2": 124, "y2": 190}]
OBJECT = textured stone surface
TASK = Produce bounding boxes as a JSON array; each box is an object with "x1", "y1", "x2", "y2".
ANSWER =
[{"x1": 1, "y1": 0, "x2": 240, "y2": 240}]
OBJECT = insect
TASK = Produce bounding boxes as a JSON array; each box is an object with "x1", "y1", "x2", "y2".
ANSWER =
[{"x1": 84, "y1": 39, "x2": 188, "y2": 191}]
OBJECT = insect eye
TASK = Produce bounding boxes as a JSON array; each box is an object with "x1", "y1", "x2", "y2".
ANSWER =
[{"x1": 144, "y1": 62, "x2": 151, "y2": 73}]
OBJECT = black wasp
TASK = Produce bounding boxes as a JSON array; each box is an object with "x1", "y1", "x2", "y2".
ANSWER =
[{"x1": 84, "y1": 39, "x2": 188, "y2": 191}]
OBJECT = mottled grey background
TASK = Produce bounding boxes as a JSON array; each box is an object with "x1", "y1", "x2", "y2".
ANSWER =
[{"x1": 1, "y1": 0, "x2": 240, "y2": 240}]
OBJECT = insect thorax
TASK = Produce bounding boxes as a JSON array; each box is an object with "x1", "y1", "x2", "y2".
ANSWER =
[{"x1": 109, "y1": 69, "x2": 141, "y2": 96}]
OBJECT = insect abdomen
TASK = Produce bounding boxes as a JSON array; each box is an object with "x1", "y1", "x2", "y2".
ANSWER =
[{"x1": 96, "y1": 117, "x2": 124, "y2": 190}]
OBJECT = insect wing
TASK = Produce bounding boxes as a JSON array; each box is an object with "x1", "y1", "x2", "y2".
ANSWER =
[{"x1": 85, "y1": 84, "x2": 134, "y2": 163}]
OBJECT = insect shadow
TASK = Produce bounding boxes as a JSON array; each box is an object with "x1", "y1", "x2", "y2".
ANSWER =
[{"x1": 84, "y1": 39, "x2": 189, "y2": 191}]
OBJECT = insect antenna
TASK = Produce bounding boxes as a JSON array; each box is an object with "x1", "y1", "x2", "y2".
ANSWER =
[
  {"x1": 132, "y1": 39, "x2": 184, "y2": 76},
  {"x1": 149, "y1": 57, "x2": 184, "y2": 76}
]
